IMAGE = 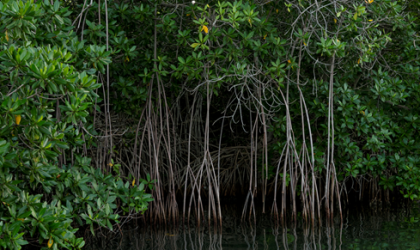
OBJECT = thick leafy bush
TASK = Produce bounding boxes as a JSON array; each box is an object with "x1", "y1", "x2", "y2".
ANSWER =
[{"x1": 0, "y1": 1, "x2": 152, "y2": 249}]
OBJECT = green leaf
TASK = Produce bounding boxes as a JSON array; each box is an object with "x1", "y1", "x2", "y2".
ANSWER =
[
  {"x1": 190, "y1": 43, "x2": 200, "y2": 48},
  {"x1": 106, "y1": 219, "x2": 113, "y2": 231}
]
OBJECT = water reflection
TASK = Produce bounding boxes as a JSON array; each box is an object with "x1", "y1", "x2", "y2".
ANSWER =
[{"x1": 85, "y1": 203, "x2": 420, "y2": 250}]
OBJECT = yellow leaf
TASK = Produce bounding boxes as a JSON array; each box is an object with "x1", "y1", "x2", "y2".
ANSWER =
[
  {"x1": 304, "y1": 42, "x2": 307, "y2": 46},
  {"x1": 276, "y1": 9, "x2": 279, "y2": 13},
  {"x1": 15, "y1": 115, "x2": 21, "y2": 125},
  {"x1": 186, "y1": 14, "x2": 190, "y2": 16},
  {"x1": 201, "y1": 25, "x2": 209, "y2": 34},
  {"x1": 132, "y1": 179, "x2": 135, "y2": 186},
  {"x1": 108, "y1": 162, "x2": 113, "y2": 167},
  {"x1": 334, "y1": 19, "x2": 337, "y2": 24},
  {"x1": 369, "y1": 19, "x2": 373, "y2": 22},
  {"x1": 125, "y1": 56, "x2": 130, "y2": 62},
  {"x1": 368, "y1": 0, "x2": 374, "y2": 3},
  {"x1": 206, "y1": 4, "x2": 210, "y2": 8},
  {"x1": 357, "y1": 58, "x2": 361, "y2": 64},
  {"x1": 17, "y1": 218, "x2": 24, "y2": 222},
  {"x1": 360, "y1": 110, "x2": 365, "y2": 115},
  {"x1": 48, "y1": 238, "x2": 53, "y2": 248},
  {"x1": 248, "y1": 18, "x2": 252, "y2": 27},
  {"x1": 287, "y1": 59, "x2": 291, "y2": 64},
  {"x1": 263, "y1": 34, "x2": 267, "y2": 40},
  {"x1": 5, "y1": 30, "x2": 9, "y2": 42}
]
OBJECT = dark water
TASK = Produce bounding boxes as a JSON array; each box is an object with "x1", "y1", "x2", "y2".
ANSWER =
[{"x1": 84, "y1": 204, "x2": 420, "y2": 250}]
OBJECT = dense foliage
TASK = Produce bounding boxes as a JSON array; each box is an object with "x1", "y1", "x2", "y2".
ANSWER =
[
  {"x1": 2, "y1": 0, "x2": 420, "y2": 247},
  {"x1": 0, "y1": 1, "x2": 153, "y2": 249}
]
